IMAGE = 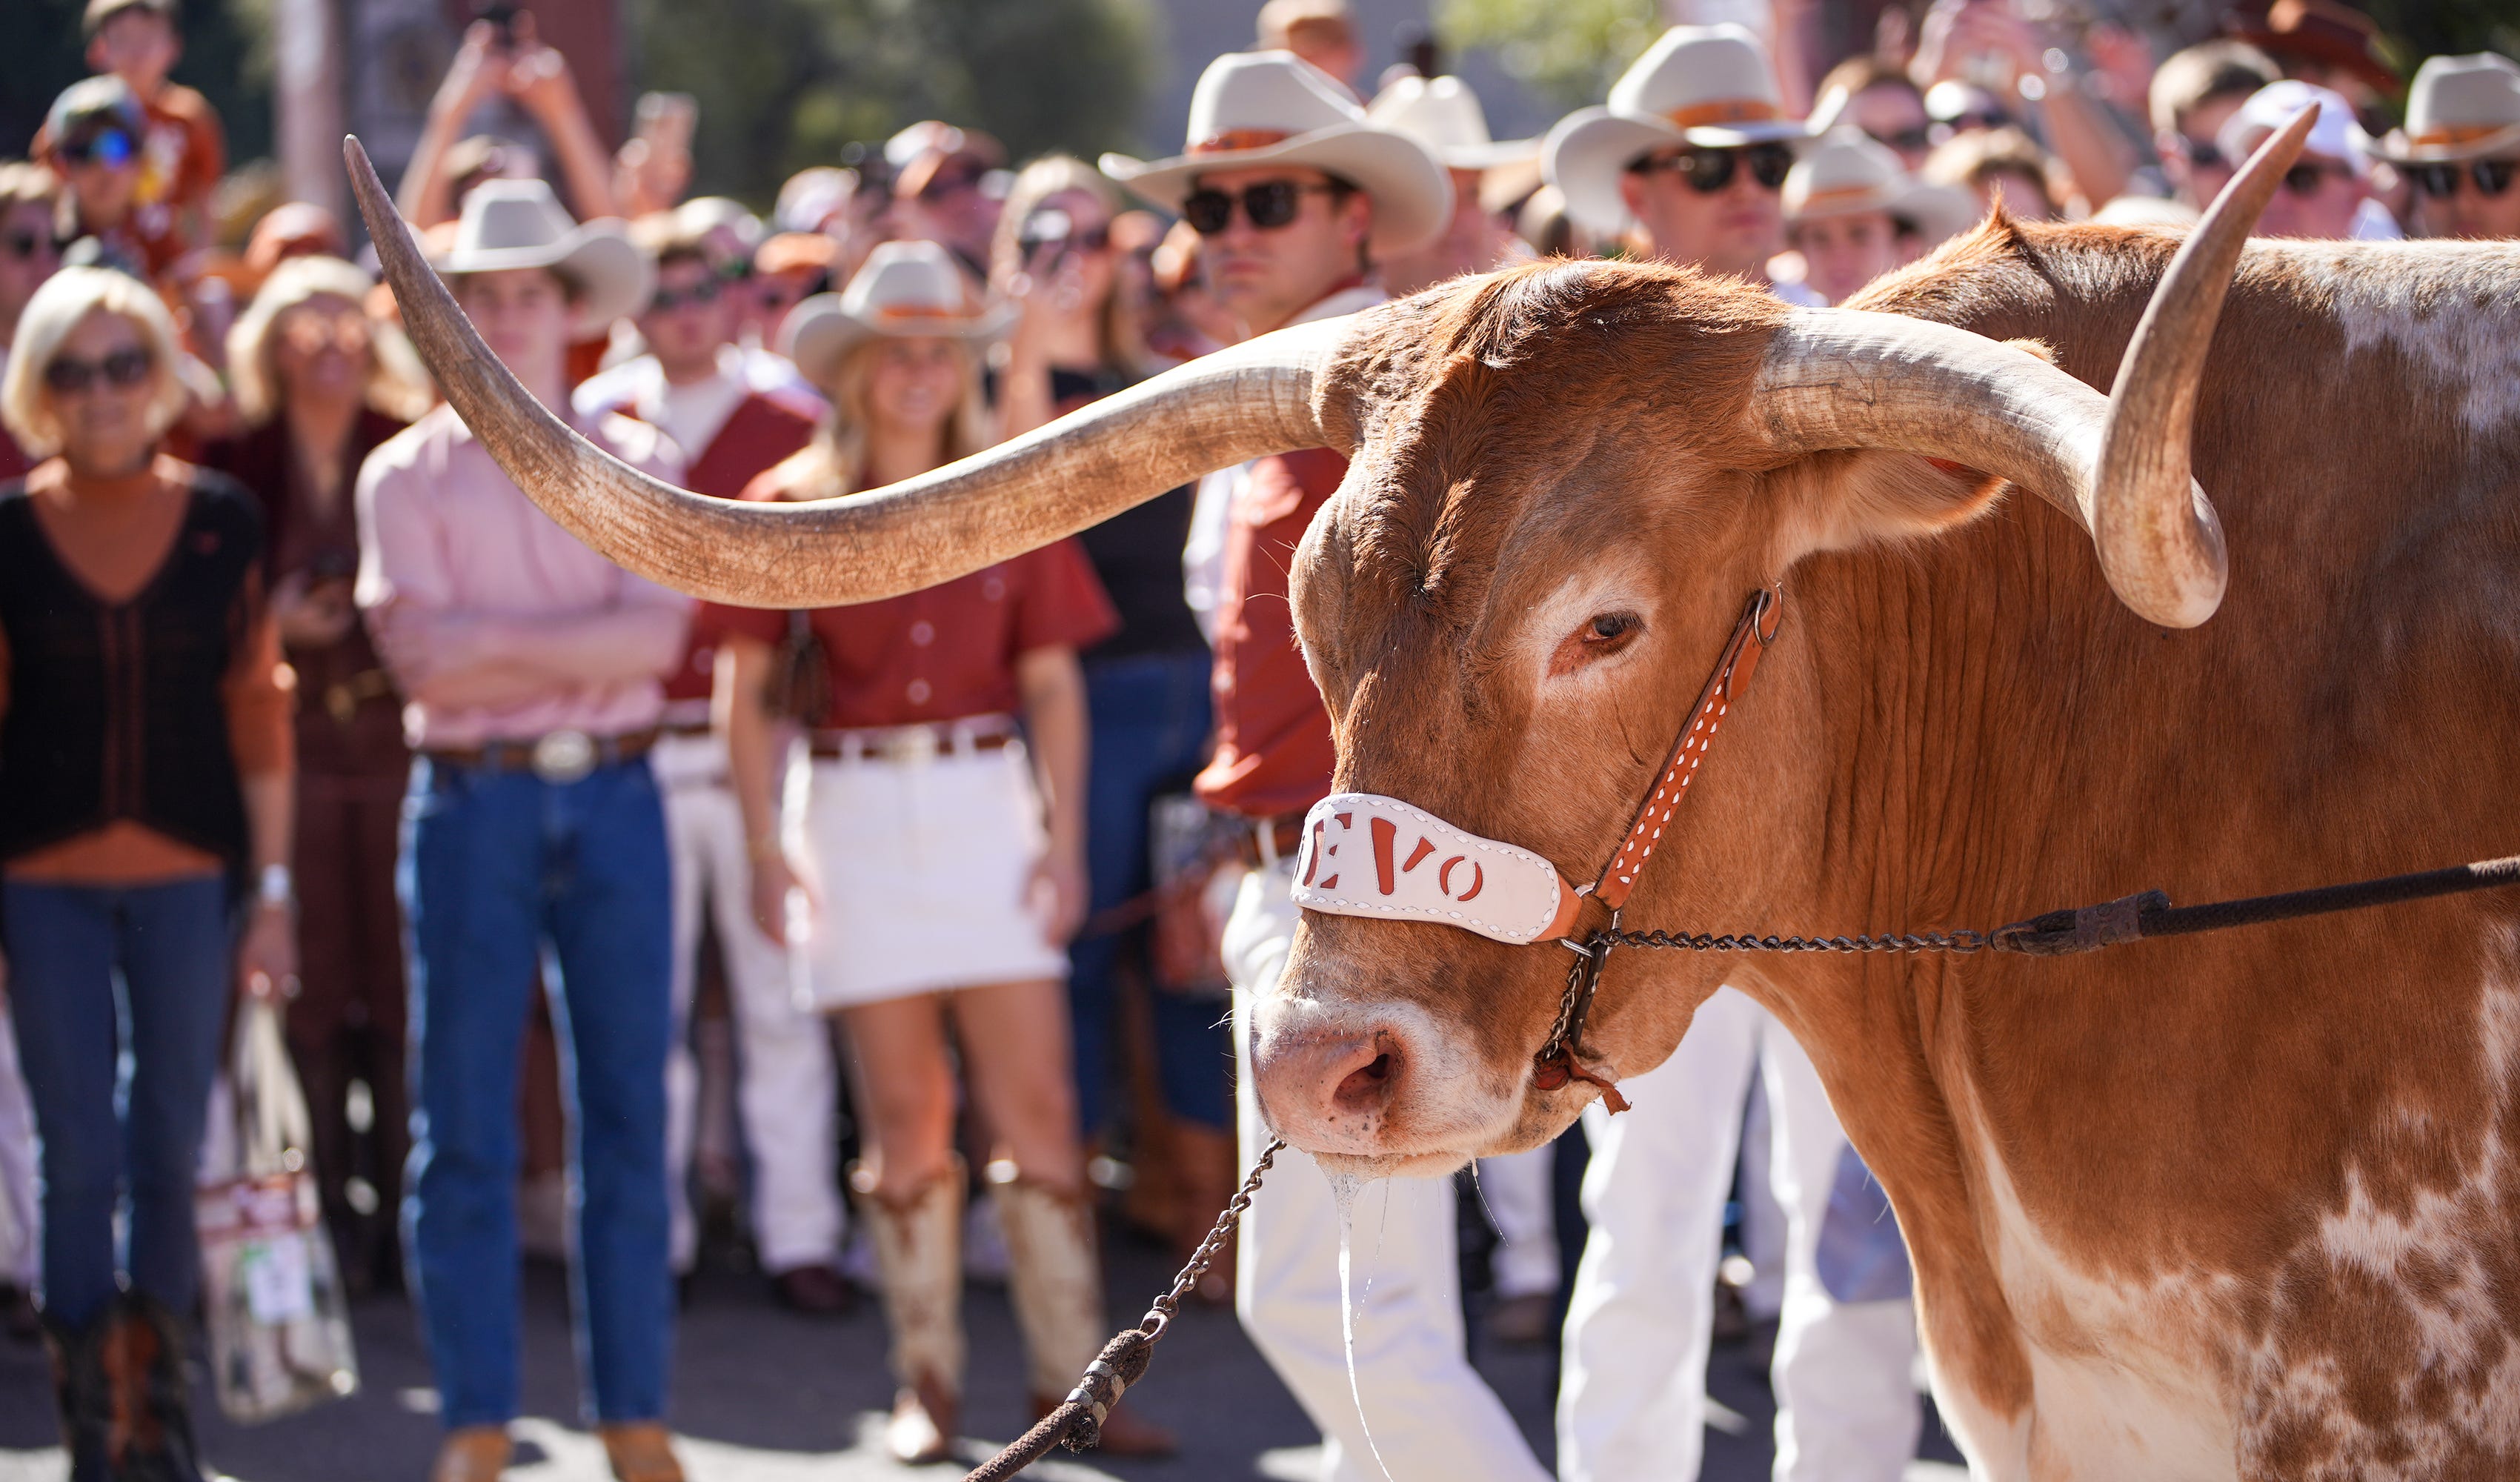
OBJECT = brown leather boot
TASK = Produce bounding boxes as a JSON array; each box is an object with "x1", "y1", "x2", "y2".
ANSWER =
[
  {"x1": 598, "y1": 1420, "x2": 685, "y2": 1482},
  {"x1": 999, "y1": 1177, "x2": 1177, "y2": 1458},
  {"x1": 1168, "y1": 1119, "x2": 1240, "y2": 1307},
  {"x1": 853, "y1": 1161, "x2": 965, "y2": 1466},
  {"x1": 41, "y1": 1306, "x2": 110, "y2": 1482},
  {"x1": 428, "y1": 1424, "x2": 513, "y2": 1482}
]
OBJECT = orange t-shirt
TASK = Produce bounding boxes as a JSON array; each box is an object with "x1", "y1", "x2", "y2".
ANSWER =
[{"x1": 36, "y1": 80, "x2": 225, "y2": 272}]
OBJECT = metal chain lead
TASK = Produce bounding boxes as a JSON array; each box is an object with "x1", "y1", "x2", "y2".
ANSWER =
[{"x1": 1139, "y1": 1136, "x2": 1284, "y2": 1339}]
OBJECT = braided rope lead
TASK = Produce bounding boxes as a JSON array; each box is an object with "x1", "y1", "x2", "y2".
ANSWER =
[
  {"x1": 960, "y1": 1139, "x2": 1286, "y2": 1481},
  {"x1": 1609, "y1": 927, "x2": 1992, "y2": 954}
]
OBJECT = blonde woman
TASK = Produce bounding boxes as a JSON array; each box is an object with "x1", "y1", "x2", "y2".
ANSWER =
[
  {"x1": 0, "y1": 266, "x2": 294, "y2": 1478},
  {"x1": 205, "y1": 253, "x2": 427, "y2": 1295},
  {"x1": 711, "y1": 240, "x2": 1171, "y2": 1463}
]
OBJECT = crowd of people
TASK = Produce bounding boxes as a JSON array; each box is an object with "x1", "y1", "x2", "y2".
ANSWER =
[{"x1": 1, "y1": 0, "x2": 2517, "y2": 1478}]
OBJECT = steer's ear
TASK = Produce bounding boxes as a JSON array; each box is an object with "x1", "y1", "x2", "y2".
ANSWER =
[{"x1": 1761, "y1": 336, "x2": 2053, "y2": 562}]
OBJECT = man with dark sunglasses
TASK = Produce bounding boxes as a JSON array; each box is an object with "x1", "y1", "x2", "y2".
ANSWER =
[
  {"x1": 1544, "y1": 24, "x2": 1824, "y2": 303},
  {"x1": 2149, "y1": 39, "x2": 2281, "y2": 213},
  {"x1": 1104, "y1": 50, "x2": 1544, "y2": 1482},
  {"x1": 2375, "y1": 53, "x2": 2520, "y2": 242},
  {"x1": 886, "y1": 122, "x2": 1006, "y2": 286},
  {"x1": 0, "y1": 165, "x2": 65, "y2": 484},
  {"x1": 2218, "y1": 79, "x2": 2390, "y2": 240}
]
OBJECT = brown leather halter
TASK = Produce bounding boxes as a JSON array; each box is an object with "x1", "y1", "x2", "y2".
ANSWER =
[{"x1": 1531, "y1": 585, "x2": 1784, "y2": 1107}]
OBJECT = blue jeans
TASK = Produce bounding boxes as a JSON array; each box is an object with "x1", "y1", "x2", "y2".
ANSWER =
[
  {"x1": 401, "y1": 757, "x2": 674, "y2": 1428},
  {"x1": 1, "y1": 875, "x2": 230, "y2": 1327},
  {"x1": 1069, "y1": 651, "x2": 1232, "y2": 1134}
]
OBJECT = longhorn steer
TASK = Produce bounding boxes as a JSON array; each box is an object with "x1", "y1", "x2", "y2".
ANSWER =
[{"x1": 349, "y1": 118, "x2": 2520, "y2": 1477}]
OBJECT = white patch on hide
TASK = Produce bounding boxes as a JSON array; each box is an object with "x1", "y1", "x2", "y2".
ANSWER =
[{"x1": 2261, "y1": 239, "x2": 2520, "y2": 432}]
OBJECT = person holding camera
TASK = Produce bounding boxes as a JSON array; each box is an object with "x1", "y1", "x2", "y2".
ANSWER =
[{"x1": 395, "y1": 7, "x2": 619, "y2": 232}]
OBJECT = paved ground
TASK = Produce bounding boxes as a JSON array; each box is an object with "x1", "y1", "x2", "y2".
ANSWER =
[{"x1": 0, "y1": 1228, "x2": 1969, "y2": 1481}]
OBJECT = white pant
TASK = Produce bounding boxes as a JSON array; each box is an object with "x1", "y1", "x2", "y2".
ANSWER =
[
  {"x1": 1558, "y1": 988, "x2": 1919, "y2": 1482},
  {"x1": 656, "y1": 734, "x2": 845, "y2": 1274},
  {"x1": 1228, "y1": 861, "x2": 1550, "y2": 1482},
  {"x1": 0, "y1": 1012, "x2": 36, "y2": 1284},
  {"x1": 1479, "y1": 1144, "x2": 1559, "y2": 1300}
]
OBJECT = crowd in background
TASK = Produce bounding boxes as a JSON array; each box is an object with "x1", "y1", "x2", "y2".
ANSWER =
[{"x1": 1, "y1": 0, "x2": 2518, "y2": 1477}]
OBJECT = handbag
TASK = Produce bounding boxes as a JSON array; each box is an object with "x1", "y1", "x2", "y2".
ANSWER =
[{"x1": 194, "y1": 994, "x2": 360, "y2": 1422}]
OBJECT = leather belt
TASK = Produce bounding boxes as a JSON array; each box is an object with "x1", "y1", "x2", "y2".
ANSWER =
[
  {"x1": 425, "y1": 727, "x2": 659, "y2": 784},
  {"x1": 808, "y1": 717, "x2": 1017, "y2": 763},
  {"x1": 1237, "y1": 812, "x2": 1310, "y2": 869},
  {"x1": 321, "y1": 668, "x2": 396, "y2": 725}
]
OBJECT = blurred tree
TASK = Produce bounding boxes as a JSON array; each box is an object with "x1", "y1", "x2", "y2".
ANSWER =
[
  {"x1": 1, "y1": 0, "x2": 271, "y2": 171},
  {"x1": 2358, "y1": 0, "x2": 2519, "y2": 79},
  {"x1": 1436, "y1": 0, "x2": 1660, "y2": 111},
  {"x1": 630, "y1": 0, "x2": 1156, "y2": 210}
]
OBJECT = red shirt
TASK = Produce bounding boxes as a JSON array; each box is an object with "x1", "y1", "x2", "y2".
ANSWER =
[
  {"x1": 708, "y1": 462, "x2": 1118, "y2": 729},
  {"x1": 589, "y1": 389, "x2": 817, "y2": 711},
  {"x1": 1192, "y1": 446, "x2": 1346, "y2": 820}
]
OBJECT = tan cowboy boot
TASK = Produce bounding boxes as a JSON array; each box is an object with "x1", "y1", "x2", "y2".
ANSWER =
[
  {"x1": 998, "y1": 1176, "x2": 1177, "y2": 1459},
  {"x1": 428, "y1": 1425, "x2": 513, "y2": 1482},
  {"x1": 854, "y1": 1160, "x2": 965, "y2": 1466},
  {"x1": 598, "y1": 1420, "x2": 686, "y2": 1482},
  {"x1": 1168, "y1": 1119, "x2": 1240, "y2": 1306}
]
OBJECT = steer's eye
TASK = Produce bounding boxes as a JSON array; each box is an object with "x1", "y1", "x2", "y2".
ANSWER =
[{"x1": 1550, "y1": 611, "x2": 1643, "y2": 676}]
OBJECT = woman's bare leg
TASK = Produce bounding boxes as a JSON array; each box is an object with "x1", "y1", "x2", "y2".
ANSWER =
[
  {"x1": 950, "y1": 978, "x2": 1086, "y2": 1195},
  {"x1": 838, "y1": 994, "x2": 957, "y2": 1197}
]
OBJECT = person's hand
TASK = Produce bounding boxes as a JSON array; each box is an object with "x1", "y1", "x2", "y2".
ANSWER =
[
  {"x1": 432, "y1": 21, "x2": 510, "y2": 123},
  {"x1": 502, "y1": 14, "x2": 583, "y2": 126},
  {"x1": 273, "y1": 570, "x2": 356, "y2": 649},
  {"x1": 1030, "y1": 844, "x2": 1089, "y2": 944},
  {"x1": 236, "y1": 901, "x2": 298, "y2": 1003},
  {"x1": 748, "y1": 848, "x2": 817, "y2": 946},
  {"x1": 1939, "y1": 1, "x2": 2042, "y2": 87}
]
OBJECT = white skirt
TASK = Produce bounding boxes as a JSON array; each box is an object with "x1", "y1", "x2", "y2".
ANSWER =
[{"x1": 789, "y1": 740, "x2": 1068, "y2": 1009}]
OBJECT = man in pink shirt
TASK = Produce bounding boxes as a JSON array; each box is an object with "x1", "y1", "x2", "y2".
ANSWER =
[{"x1": 354, "y1": 179, "x2": 690, "y2": 1482}]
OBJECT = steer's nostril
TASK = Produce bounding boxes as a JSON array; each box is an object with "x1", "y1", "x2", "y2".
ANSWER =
[{"x1": 1333, "y1": 1051, "x2": 1397, "y2": 1111}]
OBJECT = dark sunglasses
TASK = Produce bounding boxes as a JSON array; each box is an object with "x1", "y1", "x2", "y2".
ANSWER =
[
  {"x1": 2409, "y1": 159, "x2": 2517, "y2": 199},
  {"x1": 2181, "y1": 136, "x2": 2225, "y2": 169},
  {"x1": 1632, "y1": 143, "x2": 1795, "y2": 195},
  {"x1": 1020, "y1": 222, "x2": 1114, "y2": 256},
  {"x1": 650, "y1": 277, "x2": 724, "y2": 311},
  {"x1": 2279, "y1": 161, "x2": 2358, "y2": 196},
  {"x1": 759, "y1": 270, "x2": 831, "y2": 308},
  {"x1": 3, "y1": 229, "x2": 59, "y2": 262},
  {"x1": 1876, "y1": 127, "x2": 1933, "y2": 155},
  {"x1": 1182, "y1": 180, "x2": 1343, "y2": 235},
  {"x1": 59, "y1": 130, "x2": 136, "y2": 168},
  {"x1": 44, "y1": 347, "x2": 153, "y2": 393}
]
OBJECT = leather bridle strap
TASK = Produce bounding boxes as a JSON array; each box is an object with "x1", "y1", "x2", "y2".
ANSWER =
[{"x1": 1534, "y1": 585, "x2": 1783, "y2": 1103}]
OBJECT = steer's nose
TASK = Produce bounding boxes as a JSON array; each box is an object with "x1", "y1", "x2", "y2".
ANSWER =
[{"x1": 1251, "y1": 1009, "x2": 1412, "y2": 1154}]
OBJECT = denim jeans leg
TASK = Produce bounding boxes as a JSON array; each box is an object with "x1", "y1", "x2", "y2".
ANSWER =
[
  {"x1": 545, "y1": 762, "x2": 675, "y2": 1423},
  {"x1": 1, "y1": 882, "x2": 124, "y2": 1326},
  {"x1": 114, "y1": 877, "x2": 233, "y2": 1315},
  {"x1": 402, "y1": 761, "x2": 545, "y2": 1428}
]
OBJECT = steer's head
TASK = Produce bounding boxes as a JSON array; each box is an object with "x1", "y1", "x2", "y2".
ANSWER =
[{"x1": 342, "y1": 110, "x2": 2307, "y2": 1175}]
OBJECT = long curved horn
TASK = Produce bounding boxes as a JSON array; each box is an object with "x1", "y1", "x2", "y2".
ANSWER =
[
  {"x1": 1747, "y1": 105, "x2": 2316, "y2": 629},
  {"x1": 342, "y1": 136, "x2": 1349, "y2": 608}
]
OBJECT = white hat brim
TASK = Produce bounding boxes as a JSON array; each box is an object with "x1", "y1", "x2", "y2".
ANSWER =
[
  {"x1": 778, "y1": 293, "x2": 1016, "y2": 389},
  {"x1": 1100, "y1": 123, "x2": 1454, "y2": 256},
  {"x1": 1544, "y1": 107, "x2": 1818, "y2": 236},
  {"x1": 2367, "y1": 120, "x2": 2520, "y2": 164},
  {"x1": 433, "y1": 220, "x2": 653, "y2": 336}
]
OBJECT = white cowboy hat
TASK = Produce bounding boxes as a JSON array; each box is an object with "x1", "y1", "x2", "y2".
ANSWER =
[
  {"x1": 1366, "y1": 74, "x2": 1538, "y2": 170},
  {"x1": 429, "y1": 177, "x2": 651, "y2": 333},
  {"x1": 2218, "y1": 80, "x2": 2371, "y2": 177},
  {"x1": 1783, "y1": 129, "x2": 1978, "y2": 247},
  {"x1": 777, "y1": 239, "x2": 1014, "y2": 387},
  {"x1": 1543, "y1": 24, "x2": 1819, "y2": 236},
  {"x1": 2368, "y1": 53, "x2": 2520, "y2": 165},
  {"x1": 1100, "y1": 50, "x2": 1452, "y2": 256}
]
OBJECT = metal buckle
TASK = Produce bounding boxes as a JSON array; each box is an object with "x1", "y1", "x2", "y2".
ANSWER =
[
  {"x1": 895, "y1": 725, "x2": 940, "y2": 765},
  {"x1": 531, "y1": 728, "x2": 597, "y2": 784}
]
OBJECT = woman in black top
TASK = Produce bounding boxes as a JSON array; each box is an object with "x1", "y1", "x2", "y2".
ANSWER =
[
  {"x1": 994, "y1": 156, "x2": 1229, "y2": 1296},
  {"x1": 0, "y1": 266, "x2": 295, "y2": 1479}
]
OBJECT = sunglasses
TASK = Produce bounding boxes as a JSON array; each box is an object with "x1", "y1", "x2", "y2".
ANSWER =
[
  {"x1": 44, "y1": 346, "x2": 153, "y2": 393},
  {"x1": 2280, "y1": 160, "x2": 2356, "y2": 196},
  {"x1": 917, "y1": 165, "x2": 987, "y2": 203},
  {"x1": 2409, "y1": 159, "x2": 2517, "y2": 199},
  {"x1": 1632, "y1": 143, "x2": 1796, "y2": 195},
  {"x1": 650, "y1": 277, "x2": 724, "y2": 311},
  {"x1": 1182, "y1": 180, "x2": 1343, "y2": 235},
  {"x1": 1875, "y1": 127, "x2": 1933, "y2": 155},
  {"x1": 757, "y1": 270, "x2": 831, "y2": 309},
  {"x1": 2181, "y1": 136, "x2": 2225, "y2": 169},
  {"x1": 1020, "y1": 222, "x2": 1114, "y2": 256},
  {"x1": 279, "y1": 309, "x2": 371, "y2": 356},
  {"x1": 59, "y1": 130, "x2": 136, "y2": 168},
  {"x1": 3, "y1": 229, "x2": 59, "y2": 262}
]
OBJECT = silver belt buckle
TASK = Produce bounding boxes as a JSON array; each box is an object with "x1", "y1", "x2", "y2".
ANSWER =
[
  {"x1": 531, "y1": 728, "x2": 597, "y2": 784},
  {"x1": 895, "y1": 725, "x2": 940, "y2": 765}
]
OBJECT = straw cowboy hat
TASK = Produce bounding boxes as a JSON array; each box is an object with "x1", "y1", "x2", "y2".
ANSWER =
[
  {"x1": 777, "y1": 239, "x2": 1013, "y2": 387},
  {"x1": 1543, "y1": 24, "x2": 1819, "y2": 236},
  {"x1": 2369, "y1": 53, "x2": 2520, "y2": 165},
  {"x1": 1100, "y1": 50, "x2": 1452, "y2": 256},
  {"x1": 1783, "y1": 129, "x2": 1978, "y2": 247},
  {"x1": 430, "y1": 177, "x2": 650, "y2": 333},
  {"x1": 1367, "y1": 74, "x2": 1537, "y2": 170}
]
